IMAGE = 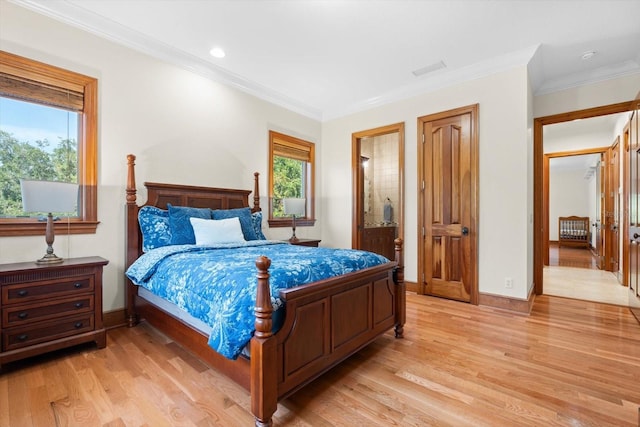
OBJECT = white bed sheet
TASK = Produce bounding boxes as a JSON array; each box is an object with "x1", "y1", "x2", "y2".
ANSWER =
[{"x1": 138, "y1": 286, "x2": 212, "y2": 335}]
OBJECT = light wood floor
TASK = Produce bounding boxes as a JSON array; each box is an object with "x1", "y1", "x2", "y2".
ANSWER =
[
  {"x1": 544, "y1": 266, "x2": 628, "y2": 306},
  {"x1": 1, "y1": 293, "x2": 639, "y2": 426},
  {"x1": 546, "y1": 243, "x2": 628, "y2": 306},
  {"x1": 548, "y1": 243, "x2": 597, "y2": 269}
]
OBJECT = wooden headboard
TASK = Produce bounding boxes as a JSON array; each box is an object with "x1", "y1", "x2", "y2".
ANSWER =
[
  {"x1": 124, "y1": 154, "x2": 262, "y2": 325},
  {"x1": 125, "y1": 154, "x2": 261, "y2": 269}
]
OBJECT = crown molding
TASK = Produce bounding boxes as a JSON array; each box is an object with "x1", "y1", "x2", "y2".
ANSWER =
[
  {"x1": 534, "y1": 60, "x2": 640, "y2": 96},
  {"x1": 321, "y1": 45, "x2": 540, "y2": 121},
  {"x1": 10, "y1": 0, "x2": 636, "y2": 122},
  {"x1": 9, "y1": 0, "x2": 323, "y2": 121}
]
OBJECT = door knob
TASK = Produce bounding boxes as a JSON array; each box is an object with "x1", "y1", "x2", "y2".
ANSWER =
[
  {"x1": 462, "y1": 226, "x2": 469, "y2": 236},
  {"x1": 634, "y1": 233, "x2": 639, "y2": 239}
]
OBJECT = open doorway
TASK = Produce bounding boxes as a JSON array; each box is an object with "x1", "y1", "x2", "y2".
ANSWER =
[
  {"x1": 547, "y1": 152, "x2": 602, "y2": 269},
  {"x1": 534, "y1": 102, "x2": 635, "y2": 306},
  {"x1": 351, "y1": 123, "x2": 404, "y2": 262}
]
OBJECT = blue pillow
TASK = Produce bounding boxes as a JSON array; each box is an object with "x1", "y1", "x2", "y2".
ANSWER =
[
  {"x1": 251, "y1": 211, "x2": 267, "y2": 240},
  {"x1": 168, "y1": 204, "x2": 212, "y2": 245},
  {"x1": 212, "y1": 207, "x2": 259, "y2": 240},
  {"x1": 138, "y1": 206, "x2": 172, "y2": 252}
]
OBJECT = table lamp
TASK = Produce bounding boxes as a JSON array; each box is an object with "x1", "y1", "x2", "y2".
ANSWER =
[
  {"x1": 282, "y1": 197, "x2": 306, "y2": 243},
  {"x1": 20, "y1": 179, "x2": 79, "y2": 264}
]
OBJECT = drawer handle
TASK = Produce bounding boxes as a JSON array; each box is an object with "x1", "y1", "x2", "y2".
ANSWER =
[
  {"x1": 17, "y1": 290, "x2": 28, "y2": 297},
  {"x1": 75, "y1": 302, "x2": 84, "y2": 308},
  {"x1": 74, "y1": 322, "x2": 83, "y2": 328},
  {"x1": 17, "y1": 312, "x2": 28, "y2": 319},
  {"x1": 74, "y1": 283, "x2": 83, "y2": 289},
  {"x1": 18, "y1": 334, "x2": 28, "y2": 341}
]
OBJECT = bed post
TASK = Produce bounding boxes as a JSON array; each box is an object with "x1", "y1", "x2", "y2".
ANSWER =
[
  {"x1": 251, "y1": 256, "x2": 277, "y2": 427},
  {"x1": 394, "y1": 237, "x2": 405, "y2": 338},
  {"x1": 253, "y1": 172, "x2": 261, "y2": 212},
  {"x1": 125, "y1": 154, "x2": 140, "y2": 327}
]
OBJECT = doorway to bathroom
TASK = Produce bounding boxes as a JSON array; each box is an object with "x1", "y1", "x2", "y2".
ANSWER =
[{"x1": 351, "y1": 123, "x2": 404, "y2": 261}]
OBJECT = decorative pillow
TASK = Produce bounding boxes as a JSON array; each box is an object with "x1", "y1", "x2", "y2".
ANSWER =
[
  {"x1": 251, "y1": 211, "x2": 267, "y2": 240},
  {"x1": 138, "y1": 206, "x2": 172, "y2": 252},
  {"x1": 211, "y1": 207, "x2": 259, "y2": 241},
  {"x1": 190, "y1": 217, "x2": 245, "y2": 245},
  {"x1": 168, "y1": 204, "x2": 212, "y2": 245}
]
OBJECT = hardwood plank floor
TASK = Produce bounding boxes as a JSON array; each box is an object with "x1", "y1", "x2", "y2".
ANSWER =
[
  {"x1": 1, "y1": 293, "x2": 639, "y2": 426},
  {"x1": 548, "y1": 242, "x2": 597, "y2": 269}
]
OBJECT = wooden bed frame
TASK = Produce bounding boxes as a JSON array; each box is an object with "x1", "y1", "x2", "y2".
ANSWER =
[
  {"x1": 558, "y1": 216, "x2": 590, "y2": 248},
  {"x1": 124, "y1": 154, "x2": 405, "y2": 426}
]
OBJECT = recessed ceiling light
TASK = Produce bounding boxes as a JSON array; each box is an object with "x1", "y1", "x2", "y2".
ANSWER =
[
  {"x1": 209, "y1": 47, "x2": 225, "y2": 58},
  {"x1": 581, "y1": 50, "x2": 596, "y2": 60}
]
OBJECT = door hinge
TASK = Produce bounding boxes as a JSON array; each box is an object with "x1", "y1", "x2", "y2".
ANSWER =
[
  {"x1": 422, "y1": 134, "x2": 425, "y2": 143},
  {"x1": 422, "y1": 180, "x2": 425, "y2": 191},
  {"x1": 422, "y1": 226, "x2": 425, "y2": 236}
]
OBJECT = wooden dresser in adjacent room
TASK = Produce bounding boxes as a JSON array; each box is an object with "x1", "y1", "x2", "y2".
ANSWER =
[
  {"x1": 362, "y1": 225, "x2": 397, "y2": 261},
  {"x1": 0, "y1": 256, "x2": 108, "y2": 369}
]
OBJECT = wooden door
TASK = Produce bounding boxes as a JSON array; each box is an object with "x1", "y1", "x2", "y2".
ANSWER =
[
  {"x1": 595, "y1": 155, "x2": 605, "y2": 269},
  {"x1": 607, "y1": 140, "x2": 620, "y2": 273},
  {"x1": 629, "y1": 93, "x2": 640, "y2": 316},
  {"x1": 418, "y1": 105, "x2": 478, "y2": 303}
]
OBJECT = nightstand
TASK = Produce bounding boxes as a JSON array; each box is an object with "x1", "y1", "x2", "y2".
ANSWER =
[
  {"x1": 285, "y1": 238, "x2": 321, "y2": 247},
  {"x1": 0, "y1": 256, "x2": 108, "y2": 369}
]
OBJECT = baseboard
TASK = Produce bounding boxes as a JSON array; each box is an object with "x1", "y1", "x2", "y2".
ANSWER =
[
  {"x1": 479, "y1": 287, "x2": 536, "y2": 314},
  {"x1": 405, "y1": 281, "x2": 418, "y2": 293},
  {"x1": 104, "y1": 309, "x2": 127, "y2": 330}
]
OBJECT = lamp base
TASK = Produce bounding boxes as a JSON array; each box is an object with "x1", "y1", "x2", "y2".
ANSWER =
[
  {"x1": 36, "y1": 253, "x2": 64, "y2": 264},
  {"x1": 288, "y1": 236, "x2": 299, "y2": 243}
]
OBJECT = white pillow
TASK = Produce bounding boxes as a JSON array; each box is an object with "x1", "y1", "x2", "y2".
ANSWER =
[{"x1": 189, "y1": 217, "x2": 245, "y2": 245}]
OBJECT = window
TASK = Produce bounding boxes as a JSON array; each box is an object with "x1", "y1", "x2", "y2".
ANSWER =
[
  {"x1": 268, "y1": 130, "x2": 315, "y2": 227},
  {"x1": 0, "y1": 50, "x2": 98, "y2": 236}
]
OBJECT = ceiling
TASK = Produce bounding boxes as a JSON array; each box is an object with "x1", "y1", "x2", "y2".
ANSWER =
[
  {"x1": 545, "y1": 112, "x2": 629, "y2": 172},
  {"x1": 10, "y1": 0, "x2": 640, "y2": 121}
]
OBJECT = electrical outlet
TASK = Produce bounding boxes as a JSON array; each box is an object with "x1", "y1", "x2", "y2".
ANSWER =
[{"x1": 505, "y1": 277, "x2": 513, "y2": 289}]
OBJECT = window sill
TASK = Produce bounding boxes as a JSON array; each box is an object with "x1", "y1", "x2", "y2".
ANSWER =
[
  {"x1": 0, "y1": 220, "x2": 99, "y2": 237},
  {"x1": 268, "y1": 218, "x2": 316, "y2": 228}
]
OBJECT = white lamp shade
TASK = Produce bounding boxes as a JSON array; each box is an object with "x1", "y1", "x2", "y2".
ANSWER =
[
  {"x1": 283, "y1": 198, "x2": 306, "y2": 216},
  {"x1": 20, "y1": 179, "x2": 79, "y2": 213}
]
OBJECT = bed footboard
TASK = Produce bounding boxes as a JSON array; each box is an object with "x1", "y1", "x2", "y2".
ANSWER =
[{"x1": 250, "y1": 240, "x2": 404, "y2": 426}]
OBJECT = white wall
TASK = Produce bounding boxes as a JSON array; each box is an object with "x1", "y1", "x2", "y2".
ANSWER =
[
  {"x1": 322, "y1": 67, "x2": 531, "y2": 299},
  {"x1": 0, "y1": 2, "x2": 322, "y2": 312},
  {"x1": 544, "y1": 131, "x2": 617, "y2": 153},
  {"x1": 548, "y1": 168, "x2": 591, "y2": 241}
]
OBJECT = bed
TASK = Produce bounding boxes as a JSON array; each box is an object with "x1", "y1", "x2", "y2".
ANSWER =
[
  {"x1": 124, "y1": 154, "x2": 405, "y2": 426},
  {"x1": 558, "y1": 216, "x2": 590, "y2": 248}
]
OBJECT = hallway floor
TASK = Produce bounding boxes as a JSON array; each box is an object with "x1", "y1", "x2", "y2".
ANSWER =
[
  {"x1": 544, "y1": 242, "x2": 627, "y2": 306},
  {"x1": 543, "y1": 265, "x2": 628, "y2": 306}
]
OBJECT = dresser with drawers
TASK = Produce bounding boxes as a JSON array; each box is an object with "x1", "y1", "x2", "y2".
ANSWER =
[{"x1": 0, "y1": 256, "x2": 108, "y2": 369}]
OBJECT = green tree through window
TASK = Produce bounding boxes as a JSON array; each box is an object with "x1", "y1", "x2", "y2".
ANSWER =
[
  {"x1": 0, "y1": 97, "x2": 79, "y2": 218},
  {"x1": 268, "y1": 130, "x2": 315, "y2": 227},
  {"x1": 272, "y1": 156, "x2": 304, "y2": 217},
  {"x1": 0, "y1": 50, "x2": 98, "y2": 236}
]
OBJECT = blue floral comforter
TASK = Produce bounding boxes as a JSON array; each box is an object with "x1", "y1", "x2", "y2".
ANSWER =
[{"x1": 126, "y1": 241, "x2": 390, "y2": 359}]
